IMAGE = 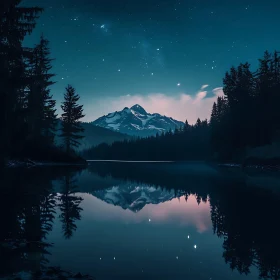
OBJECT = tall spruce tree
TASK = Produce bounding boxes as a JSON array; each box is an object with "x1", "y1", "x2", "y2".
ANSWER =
[
  {"x1": 26, "y1": 35, "x2": 57, "y2": 146},
  {"x1": 60, "y1": 85, "x2": 85, "y2": 154},
  {"x1": 0, "y1": 0, "x2": 43, "y2": 160},
  {"x1": 271, "y1": 51, "x2": 280, "y2": 137},
  {"x1": 254, "y1": 51, "x2": 280, "y2": 145}
]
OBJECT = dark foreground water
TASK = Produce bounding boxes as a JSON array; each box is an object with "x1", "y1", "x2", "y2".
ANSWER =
[{"x1": 1, "y1": 162, "x2": 280, "y2": 280}]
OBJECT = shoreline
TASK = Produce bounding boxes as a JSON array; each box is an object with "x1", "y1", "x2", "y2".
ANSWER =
[
  {"x1": 218, "y1": 163, "x2": 280, "y2": 171},
  {"x1": 5, "y1": 159, "x2": 87, "y2": 168},
  {"x1": 5, "y1": 159, "x2": 280, "y2": 172}
]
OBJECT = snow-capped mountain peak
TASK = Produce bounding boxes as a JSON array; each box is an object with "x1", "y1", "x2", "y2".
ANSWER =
[
  {"x1": 92, "y1": 184, "x2": 183, "y2": 212},
  {"x1": 130, "y1": 104, "x2": 147, "y2": 115},
  {"x1": 92, "y1": 104, "x2": 184, "y2": 137}
]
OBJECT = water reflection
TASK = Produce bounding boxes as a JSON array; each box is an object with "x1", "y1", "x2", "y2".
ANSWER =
[
  {"x1": 0, "y1": 167, "x2": 84, "y2": 277},
  {"x1": 0, "y1": 163, "x2": 280, "y2": 280},
  {"x1": 58, "y1": 171, "x2": 83, "y2": 239},
  {"x1": 81, "y1": 192, "x2": 211, "y2": 233},
  {"x1": 85, "y1": 162, "x2": 280, "y2": 279}
]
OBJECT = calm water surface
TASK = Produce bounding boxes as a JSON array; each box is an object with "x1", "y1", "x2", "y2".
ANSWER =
[{"x1": 1, "y1": 162, "x2": 280, "y2": 280}]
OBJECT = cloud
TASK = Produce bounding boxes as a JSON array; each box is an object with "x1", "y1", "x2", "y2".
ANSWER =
[
  {"x1": 201, "y1": 84, "x2": 209, "y2": 90},
  {"x1": 84, "y1": 86, "x2": 224, "y2": 124}
]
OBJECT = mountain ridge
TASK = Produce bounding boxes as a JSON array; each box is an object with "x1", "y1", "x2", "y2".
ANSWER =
[{"x1": 92, "y1": 104, "x2": 184, "y2": 137}]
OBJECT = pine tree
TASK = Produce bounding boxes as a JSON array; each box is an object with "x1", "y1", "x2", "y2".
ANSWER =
[
  {"x1": 271, "y1": 51, "x2": 280, "y2": 135},
  {"x1": 0, "y1": 1, "x2": 43, "y2": 160},
  {"x1": 60, "y1": 85, "x2": 85, "y2": 154},
  {"x1": 210, "y1": 102, "x2": 218, "y2": 125},
  {"x1": 183, "y1": 119, "x2": 190, "y2": 133},
  {"x1": 195, "y1": 118, "x2": 202, "y2": 127},
  {"x1": 26, "y1": 35, "x2": 57, "y2": 146},
  {"x1": 254, "y1": 51, "x2": 275, "y2": 146}
]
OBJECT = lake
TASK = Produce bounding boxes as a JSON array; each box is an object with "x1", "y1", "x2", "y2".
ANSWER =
[{"x1": 1, "y1": 161, "x2": 280, "y2": 280}]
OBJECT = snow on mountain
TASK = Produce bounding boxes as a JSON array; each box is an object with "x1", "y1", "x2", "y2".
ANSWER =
[
  {"x1": 92, "y1": 184, "x2": 184, "y2": 212},
  {"x1": 92, "y1": 104, "x2": 185, "y2": 137}
]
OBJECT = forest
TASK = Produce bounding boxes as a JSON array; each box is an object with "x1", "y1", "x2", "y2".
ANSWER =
[
  {"x1": 83, "y1": 52, "x2": 280, "y2": 164},
  {"x1": 0, "y1": 1, "x2": 85, "y2": 166}
]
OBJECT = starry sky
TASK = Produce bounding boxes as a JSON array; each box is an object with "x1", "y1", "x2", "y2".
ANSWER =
[{"x1": 23, "y1": 0, "x2": 280, "y2": 123}]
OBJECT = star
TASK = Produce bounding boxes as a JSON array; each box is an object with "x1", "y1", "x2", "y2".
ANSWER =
[
  {"x1": 187, "y1": 235, "x2": 190, "y2": 239},
  {"x1": 118, "y1": 69, "x2": 121, "y2": 72},
  {"x1": 177, "y1": 83, "x2": 181, "y2": 86},
  {"x1": 151, "y1": 73, "x2": 154, "y2": 75},
  {"x1": 148, "y1": 218, "x2": 151, "y2": 222},
  {"x1": 101, "y1": 24, "x2": 105, "y2": 29},
  {"x1": 194, "y1": 245, "x2": 197, "y2": 249}
]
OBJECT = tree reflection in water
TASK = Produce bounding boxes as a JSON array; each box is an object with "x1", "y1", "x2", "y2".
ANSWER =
[
  {"x1": 0, "y1": 167, "x2": 84, "y2": 277},
  {"x1": 59, "y1": 171, "x2": 83, "y2": 239}
]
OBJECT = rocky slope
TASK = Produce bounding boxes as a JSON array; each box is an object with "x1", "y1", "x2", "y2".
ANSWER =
[{"x1": 92, "y1": 104, "x2": 184, "y2": 137}]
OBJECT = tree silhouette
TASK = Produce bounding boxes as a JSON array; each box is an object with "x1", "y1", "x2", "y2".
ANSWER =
[
  {"x1": 58, "y1": 172, "x2": 83, "y2": 239},
  {"x1": 60, "y1": 85, "x2": 85, "y2": 154},
  {"x1": 210, "y1": 183, "x2": 280, "y2": 280},
  {"x1": 0, "y1": 1, "x2": 43, "y2": 161},
  {"x1": 26, "y1": 35, "x2": 57, "y2": 146},
  {"x1": 0, "y1": 169, "x2": 56, "y2": 274}
]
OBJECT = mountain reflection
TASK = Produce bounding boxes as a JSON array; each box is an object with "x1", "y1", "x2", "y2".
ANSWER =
[{"x1": 81, "y1": 192, "x2": 211, "y2": 233}]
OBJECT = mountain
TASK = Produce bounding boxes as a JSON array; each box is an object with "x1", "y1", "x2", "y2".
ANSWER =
[
  {"x1": 54, "y1": 121, "x2": 131, "y2": 151},
  {"x1": 92, "y1": 184, "x2": 183, "y2": 212},
  {"x1": 92, "y1": 104, "x2": 185, "y2": 137}
]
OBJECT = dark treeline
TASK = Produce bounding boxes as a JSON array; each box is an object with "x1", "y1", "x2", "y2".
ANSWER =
[
  {"x1": 0, "y1": 1, "x2": 85, "y2": 165},
  {"x1": 83, "y1": 119, "x2": 210, "y2": 160},
  {"x1": 87, "y1": 163, "x2": 280, "y2": 279},
  {"x1": 211, "y1": 52, "x2": 280, "y2": 160},
  {"x1": 83, "y1": 51, "x2": 280, "y2": 163}
]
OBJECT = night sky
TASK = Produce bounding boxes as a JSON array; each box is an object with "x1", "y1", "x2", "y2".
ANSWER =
[{"x1": 23, "y1": 0, "x2": 280, "y2": 123}]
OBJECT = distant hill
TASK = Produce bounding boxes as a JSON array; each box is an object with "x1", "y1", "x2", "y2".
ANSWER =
[
  {"x1": 54, "y1": 120, "x2": 132, "y2": 151},
  {"x1": 92, "y1": 104, "x2": 185, "y2": 137}
]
